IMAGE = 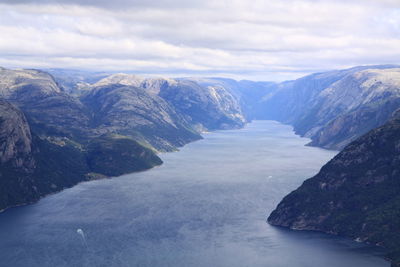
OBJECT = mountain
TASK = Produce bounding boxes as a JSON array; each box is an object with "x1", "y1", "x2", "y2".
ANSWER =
[
  {"x1": 268, "y1": 111, "x2": 400, "y2": 266},
  {"x1": 91, "y1": 74, "x2": 248, "y2": 131},
  {"x1": 158, "y1": 79, "x2": 246, "y2": 131},
  {"x1": 45, "y1": 65, "x2": 400, "y2": 152},
  {"x1": 81, "y1": 82, "x2": 201, "y2": 151},
  {"x1": 258, "y1": 65, "x2": 400, "y2": 150},
  {"x1": 183, "y1": 77, "x2": 276, "y2": 120},
  {"x1": 0, "y1": 68, "x2": 93, "y2": 140},
  {"x1": 0, "y1": 68, "x2": 170, "y2": 211},
  {"x1": 0, "y1": 96, "x2": 92, "y2": 211}
]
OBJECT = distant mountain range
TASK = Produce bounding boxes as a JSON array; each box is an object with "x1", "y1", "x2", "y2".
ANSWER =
[
  {"x1": 254, "y1": 65, "x2": 400, "y2": 150},
  {"x1": 48, "y1": 65, "x2": 400, "y2": 153},
  {"x1": 1, "y1": 64, "x2": 400, "y2": 265}
]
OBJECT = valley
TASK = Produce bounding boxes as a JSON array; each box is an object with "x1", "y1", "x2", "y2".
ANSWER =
[{"x1": 1, "y1": 65, "x2": 400, "y2": 266}]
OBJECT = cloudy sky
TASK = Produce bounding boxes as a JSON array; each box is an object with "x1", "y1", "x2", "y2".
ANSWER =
[{"x1": 0, "y1": 0, "x2": 399, "y2": 81}]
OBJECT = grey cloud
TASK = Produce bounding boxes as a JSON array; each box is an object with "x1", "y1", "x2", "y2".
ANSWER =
[
  {"x1": 0, "y1": 0, "x2": 399, "y2": 81},
  {"x1": 0, "y1": 0, "x2": 205, "y2": 9}
]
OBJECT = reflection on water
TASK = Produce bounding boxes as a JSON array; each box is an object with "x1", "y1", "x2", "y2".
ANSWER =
[{"x1": 0, "y1": 121, "x2": 389, "y2": 267}]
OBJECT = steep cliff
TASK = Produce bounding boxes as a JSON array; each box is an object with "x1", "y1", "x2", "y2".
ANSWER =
[
  {"x1": 0, "y1": 99, "x2": 34, "y2": 171},
  {"x1": 0, "y1": 99, "x2": 36, "y2": 210},
  {"x1": 268, "y1": 112, "x2": 400, "y2": 266}
]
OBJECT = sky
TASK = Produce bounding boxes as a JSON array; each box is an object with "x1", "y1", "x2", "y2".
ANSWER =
[{"x1": 0, "y1": 0, "x2": 399, "y2": 81}]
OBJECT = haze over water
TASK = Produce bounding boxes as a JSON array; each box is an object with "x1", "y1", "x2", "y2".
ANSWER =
[{"x1": 0, "y1": 121, "x2": 389, "y2": 267}]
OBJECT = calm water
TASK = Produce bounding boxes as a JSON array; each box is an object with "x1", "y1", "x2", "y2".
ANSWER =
[{"x1": 0, "y1": 121, "x2": 389, "y2": 267}]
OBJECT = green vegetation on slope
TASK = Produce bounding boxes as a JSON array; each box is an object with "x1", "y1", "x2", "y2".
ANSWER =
[
  {"x1": 0, "y1": 133, "x2": 163, "y2": 211},
  {"x1": 87, "y1": 134, "x2": 162, "y2": 176},
  {"x1": 268, "y1": 115, "x2": 400, "y2": 266}
]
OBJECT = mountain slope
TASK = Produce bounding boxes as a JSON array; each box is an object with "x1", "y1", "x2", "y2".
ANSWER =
[
  {"x1": 91, "y1": 74, "x2": 247, "y2": 131},
  {"x1": 159, "y1": 79, "x2": 246, "y2": 131},
  {"x1": 268, "y1": 112, "x2": 400, "y2": 266},
  {"x1": 0, "y1": 68, "x2": 92, "y2": 140},
  {"x1": 184, "y1": 77, "x2": 276, "y2": 120},
  {"x1": 259, "y1": 65, "x2": 400, "y2": 150},
  {"x1": 81, "y1": 83, "x2": 201, "y2": 151}
]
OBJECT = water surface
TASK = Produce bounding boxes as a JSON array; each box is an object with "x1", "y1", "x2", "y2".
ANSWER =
[{"x1": 0, "y1": 121, "x2": 389, "y2": 267}]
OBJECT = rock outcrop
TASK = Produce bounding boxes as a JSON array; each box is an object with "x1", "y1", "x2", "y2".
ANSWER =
[
  {"x1": 0, "y1": 99, "x2": 34, "y2": 171},
  {"x1": 0, "y1": 98, "x2": 37, "y2": 210}
]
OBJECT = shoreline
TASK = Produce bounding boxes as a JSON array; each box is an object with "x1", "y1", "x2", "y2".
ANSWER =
[{"x1": 0, "y1": 123, "x2": 249, "y2": 214}]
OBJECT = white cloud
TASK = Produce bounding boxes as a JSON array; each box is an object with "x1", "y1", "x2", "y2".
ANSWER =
[{"x1": 0, "y1": 0, "x2": 399, "y2": 81}]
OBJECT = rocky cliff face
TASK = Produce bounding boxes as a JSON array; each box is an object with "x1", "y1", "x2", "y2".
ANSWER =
[
  {"x1": 268, "y1": 112, "x2": 400, "y2": 266},
  {"x1": 259, "y1": 65, "x2": 400, "y2": 150},
  {"x1": 0, "y1": 99, "x2": 34, "y2": 171},
  {"x1": 0, "y1": 98, "x2": 38, "y2": 211}
]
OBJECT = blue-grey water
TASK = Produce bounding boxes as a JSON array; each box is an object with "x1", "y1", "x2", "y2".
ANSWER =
[{"x1": 0, "y1": 121, "x2": 389, "y2": 267}]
